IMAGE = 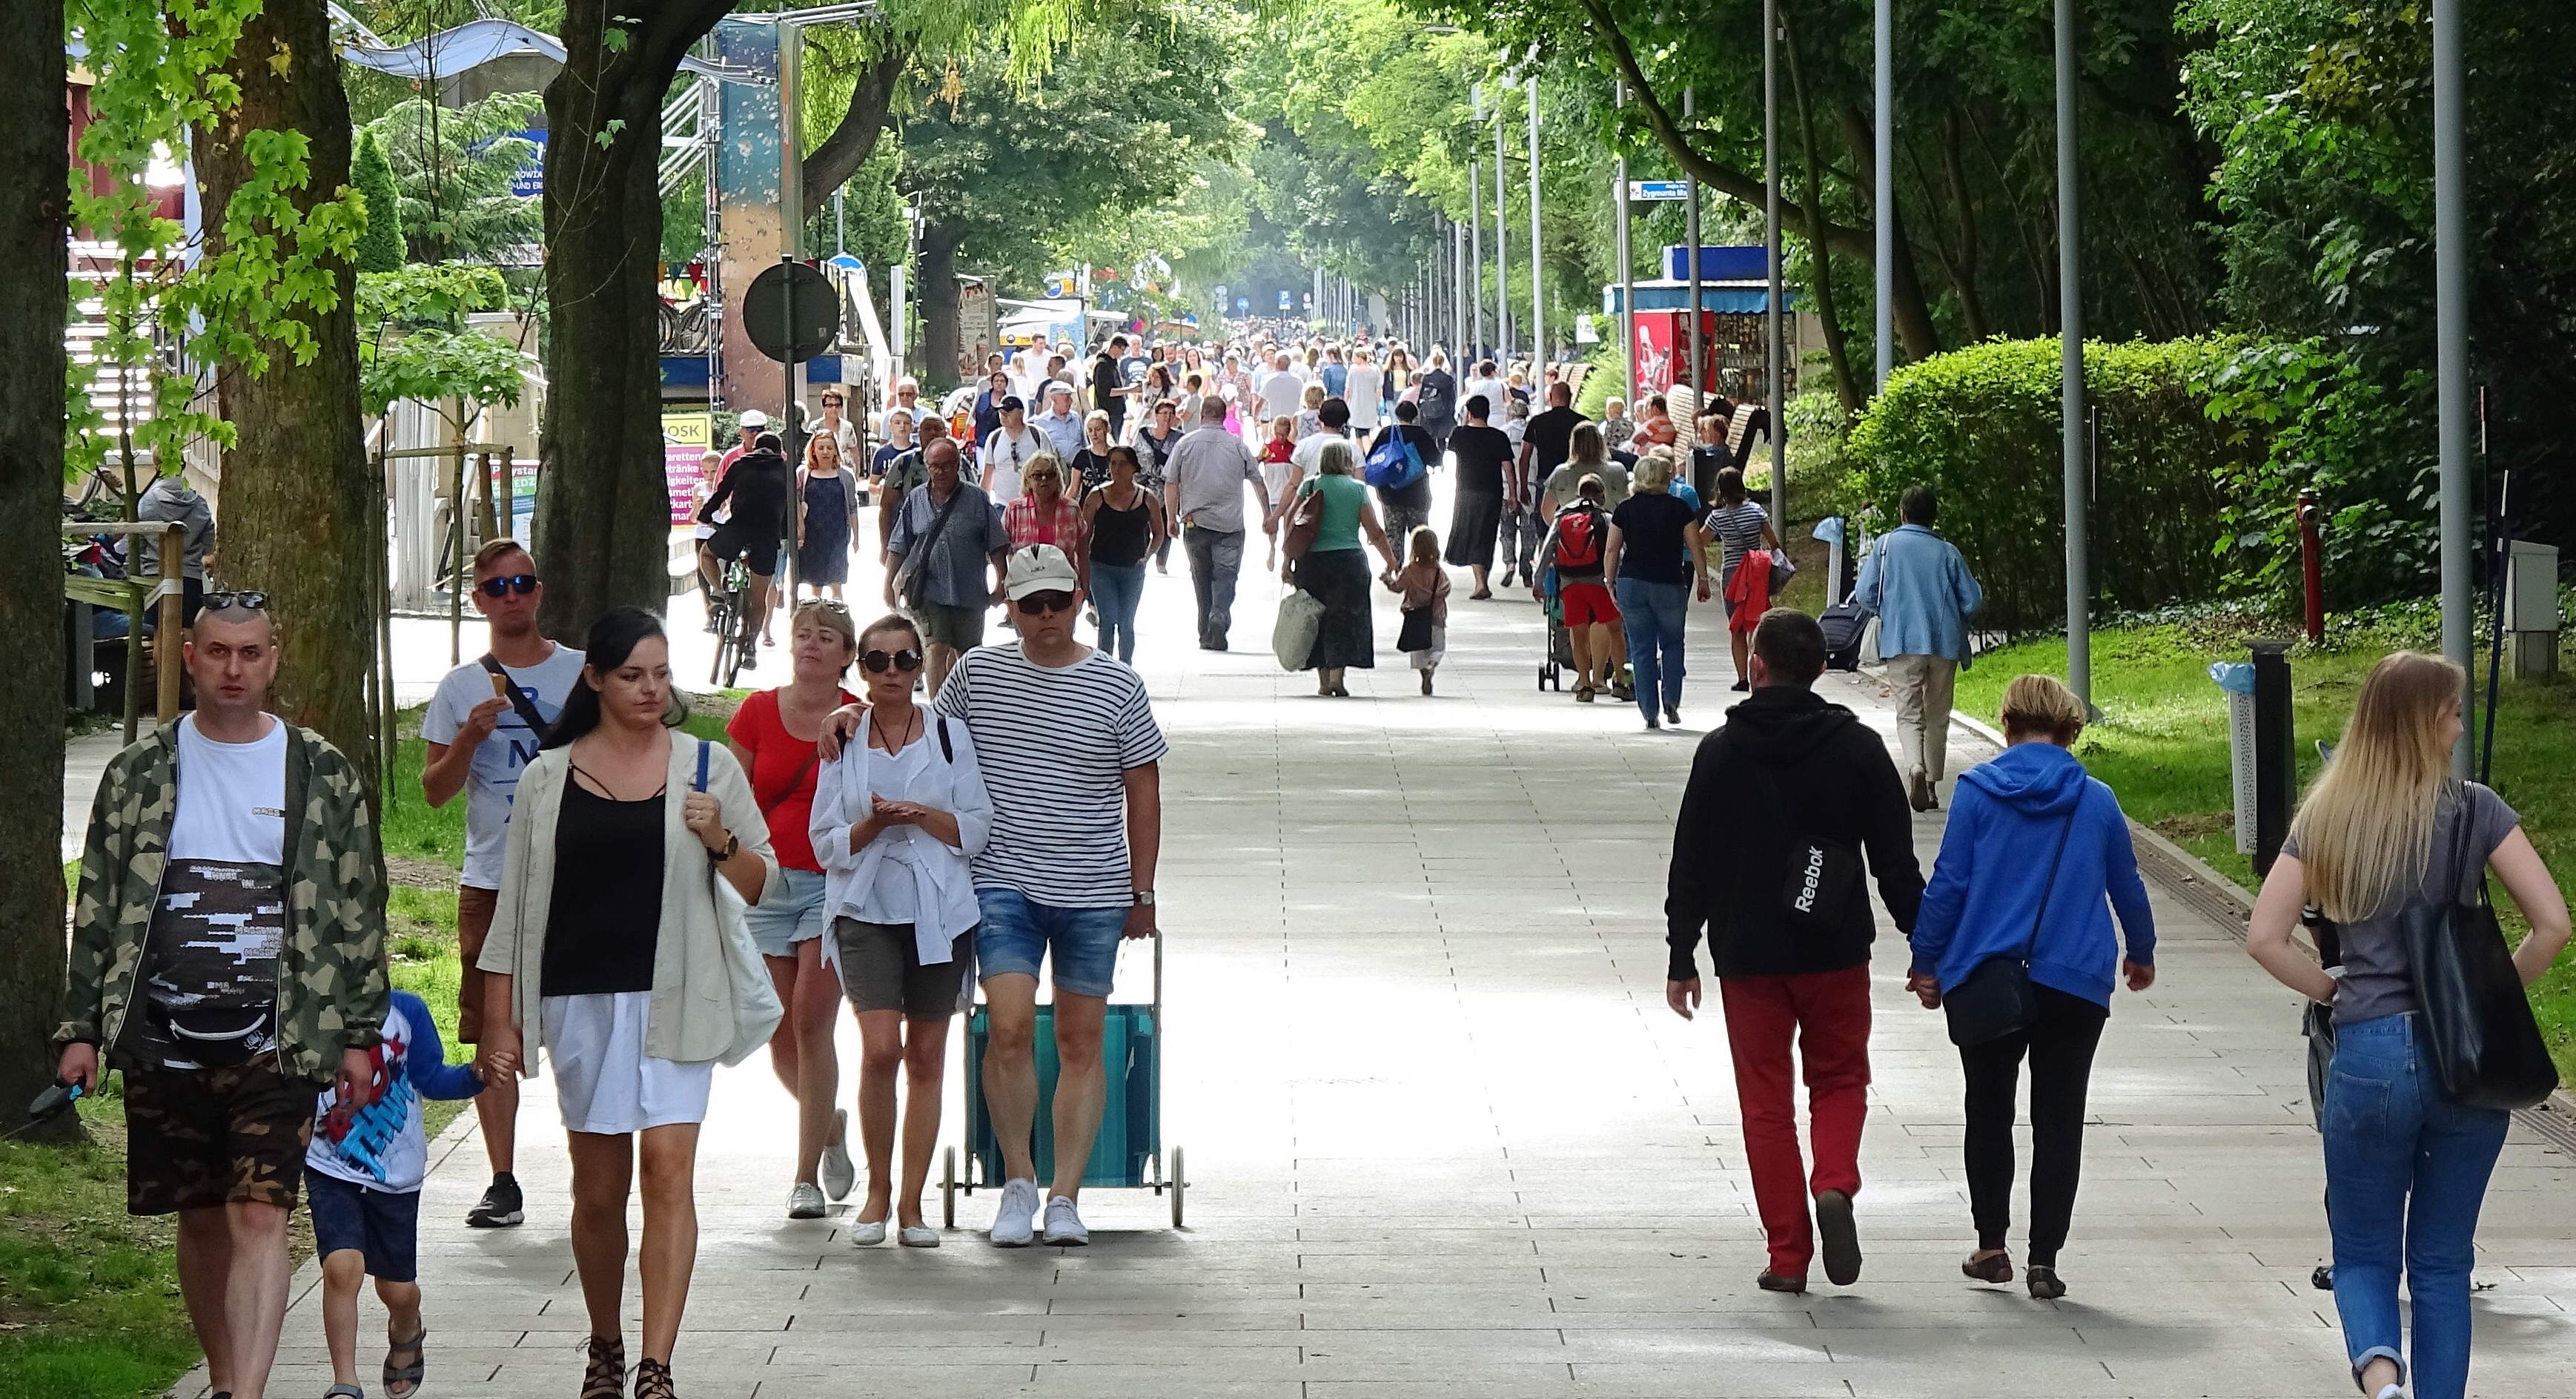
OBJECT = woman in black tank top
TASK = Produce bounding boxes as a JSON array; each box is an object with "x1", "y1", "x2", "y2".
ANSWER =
[{"x1": 1081, "y1": 446, "x2": 1168, "y2": 663}]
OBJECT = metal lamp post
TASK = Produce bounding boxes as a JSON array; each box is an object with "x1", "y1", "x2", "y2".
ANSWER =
[
  {"x1": 2057, "y1": 0, "x2": 2090, "y2": 707},
  {"x1": 2434, "y1": 0, "x2": 2471, "y2": 768}
]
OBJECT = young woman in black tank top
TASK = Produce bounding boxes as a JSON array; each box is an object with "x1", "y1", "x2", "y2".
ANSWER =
[{"x1": 1081, "y1": 446, "x2": 1168, "y2": 664}]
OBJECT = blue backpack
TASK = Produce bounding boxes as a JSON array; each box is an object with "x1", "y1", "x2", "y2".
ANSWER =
[{"x1": 1363, "y1": 427, "x2": 1426, "y2": 490}]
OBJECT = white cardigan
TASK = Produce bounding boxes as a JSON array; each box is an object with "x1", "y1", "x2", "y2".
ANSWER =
[
  {"x1": 478, "y1": 732, "x2": 783, "y2": 1068},
  {"x1": 809, "y1": 710, "x2": 992, "y2": 963}
]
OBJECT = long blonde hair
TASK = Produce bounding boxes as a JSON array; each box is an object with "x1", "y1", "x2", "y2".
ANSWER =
[{"x1": 2288, "y1": 650, "x2": 2464, "y2": 922}]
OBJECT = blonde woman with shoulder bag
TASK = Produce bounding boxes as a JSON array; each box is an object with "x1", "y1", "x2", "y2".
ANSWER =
[{"x1": 2246, "y1": 652, "x2": 2572, "y2": 1399}]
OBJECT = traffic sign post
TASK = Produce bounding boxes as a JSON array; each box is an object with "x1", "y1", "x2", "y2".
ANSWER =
[{"x1": 743, "y1": 262, "x2": 842, "y2": 365}]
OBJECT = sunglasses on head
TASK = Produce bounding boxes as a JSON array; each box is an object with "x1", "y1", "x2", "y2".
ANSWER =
[
  {"x1": 1013, "y1": 590, "x2": 1076, "y2": 615},
  {"x1": 861, "y1": 648, "x2": 924, "y2": 674},
  {"x1": 478, "y1": 573, "x2": 539, "y2": 598},
  {"x1": 202, "y1": 590, "x2": 268, "y2": 613}
]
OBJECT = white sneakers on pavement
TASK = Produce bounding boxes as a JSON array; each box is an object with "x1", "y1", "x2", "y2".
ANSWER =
[
  {"x1": 1042, "y1": 1194, "x2": 1089, "y2": 1246},
  {"x1": 821, "y1": 1109, "x2": 856, "y2": 1201},
  {"x1": 990, "y1": 1178, "x2": 1043, "y2": 1246},
  {"x1": 787, "y1": 1182, "x2": 827, "y2": 1220},
  {"x1": 847, "y1": 1218, "x2": 887, "y2": 1246}
]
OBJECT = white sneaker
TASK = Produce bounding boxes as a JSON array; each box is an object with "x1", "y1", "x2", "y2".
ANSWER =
[
  {"x1": 846, "y1": 1217, "x2": 886, "y2": 1246},
  {"x1": 1042, "y1": 1194, "x2": 1089, "y2": 1246},
  {"x1": 821, "y1": 1109, "x2": 856, "y2": 1201},
  {"x1": 898, "y1": 1225, "x2": 941, "y2": 1248},
  {"x1": 990, "y1": 1178, "x2": 1042, "y2": 1246},
  {"x1": 787, "y1": 1182, "x2": 827, "y2": 1220}
]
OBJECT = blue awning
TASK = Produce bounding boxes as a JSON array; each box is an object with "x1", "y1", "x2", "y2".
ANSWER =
[{"x1": 1600, "y1": 280, "x2": 1798, "y2": 314}]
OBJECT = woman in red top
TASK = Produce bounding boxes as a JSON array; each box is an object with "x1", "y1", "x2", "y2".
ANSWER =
[
  {"x1": 1001, "y1": 453, "x2": 1087, "y2": 593},
  {"x1": 726, "y1": 600, "x2": 860, "y2": 1221}
]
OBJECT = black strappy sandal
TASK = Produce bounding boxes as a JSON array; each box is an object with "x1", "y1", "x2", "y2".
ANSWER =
[
  {"x1": 383, "y1": 1324, "x2": 425, "y2": 1398},
  {"x1": 635, "y1": 1356, "x2": 678, "y2": 1399},
  {"x1": 580, "y1": 1335, "x2": 625, "y2": 1399},
  {"x1": 1961, "y1": 1250, "x2": 2014, "y2": 1285}
]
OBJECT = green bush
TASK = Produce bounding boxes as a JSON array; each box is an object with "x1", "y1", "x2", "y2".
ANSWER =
[
  {"x1": 1571, "y1": 343, "x2": 1626, "y2": 420},
  {"x1": 1847, "y1": 336, "x2": 2265, "y2": 635}
]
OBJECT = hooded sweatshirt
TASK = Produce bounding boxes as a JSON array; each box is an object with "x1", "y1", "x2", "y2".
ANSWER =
[
  {"x1": 135, "y1": 477, "x2": 215, "y2": 580},
  {"x1": 1908, "y1": 741, "x2": 2156, "y2": 1008},
  {"x1": 1666, "y1": 686, "x2": 1924, "y2": 980}
]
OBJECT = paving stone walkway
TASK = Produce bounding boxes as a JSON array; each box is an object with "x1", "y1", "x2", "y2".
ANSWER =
[{"x1": 199, "y1": 495, "x2": 2576, "y2": 1398}]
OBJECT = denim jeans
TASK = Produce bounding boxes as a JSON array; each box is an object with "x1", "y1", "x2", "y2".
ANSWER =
[
  {"x1": 2324, "y1": 1013, "x2": 2509, "y2": 1399},
  {"x1": 1615, "y1": 576, "x2": 1690, "y2": 722},
  {"x1": 1091, "y1": 560, "x2": 1146, "y2": 662},
  {"x1": 1181, "y1": 524, "x2": 1245, "y2": 647},
  {"x1": 1497, "y1": 501, "x2": 1542, "y2": 577}
]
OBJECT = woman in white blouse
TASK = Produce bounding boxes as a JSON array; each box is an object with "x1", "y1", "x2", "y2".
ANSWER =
[
  {"x1": 809, "y1": 614, "x2": 993, "y2": 1248},
  {"x1": 1345, "y1": 348, "x2": 1385, "y2": 431}
]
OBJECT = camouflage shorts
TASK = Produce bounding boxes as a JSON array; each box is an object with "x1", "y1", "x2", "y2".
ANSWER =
[{"x1": 122, "y1": 1057, "x2": 319, "y2": 1216}]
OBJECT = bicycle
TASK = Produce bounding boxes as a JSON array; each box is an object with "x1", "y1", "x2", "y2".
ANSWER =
[{"x1": 706, "y1": 556, "x2": 755, "y2": 688}]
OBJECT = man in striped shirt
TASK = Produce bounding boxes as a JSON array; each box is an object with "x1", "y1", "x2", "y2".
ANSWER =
[{"x1": 934, "y1": 545, "x2": 1166, "y2": 1248}]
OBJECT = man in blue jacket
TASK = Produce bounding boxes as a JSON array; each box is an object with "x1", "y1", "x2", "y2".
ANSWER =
[{"x1": 1854, "y1": 485, "x2": 1984, "y2": 812}]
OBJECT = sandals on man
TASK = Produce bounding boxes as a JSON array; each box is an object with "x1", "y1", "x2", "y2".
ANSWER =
[{"x1": 383, "y1": 1326, "x2": 426, "y2": 1398}]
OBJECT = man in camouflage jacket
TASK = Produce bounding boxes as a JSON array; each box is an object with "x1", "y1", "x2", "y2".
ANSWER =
[{"x1": 53, "y1": 603, "x2": 386, "y2": 1399}]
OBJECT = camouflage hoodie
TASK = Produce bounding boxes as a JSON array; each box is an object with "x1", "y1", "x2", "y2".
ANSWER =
[{"x1": 56, "y1": 720, "x2": 388, "y2": 1080}]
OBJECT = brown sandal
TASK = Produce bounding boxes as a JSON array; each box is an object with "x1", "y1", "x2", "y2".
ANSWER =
[{"x1": 1961, "y1": 1250, "x2": 2014, "y2": 1285}]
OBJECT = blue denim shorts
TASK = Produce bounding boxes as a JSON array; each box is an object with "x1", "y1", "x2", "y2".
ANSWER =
[
  {"x1": 744, "y1": 866, "x2": 830, "y2": 959},
  {"x1": 973, "y1": 887, "x2": 1130, "y2": 998},
  {"x1": 305, "y1": 1167, "x2": 420, "y2": 1283}
]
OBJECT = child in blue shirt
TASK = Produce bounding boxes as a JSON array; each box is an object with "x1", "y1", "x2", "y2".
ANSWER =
[{"x1": 305, "y1": 990, "x2": 510, "y2": 1398}]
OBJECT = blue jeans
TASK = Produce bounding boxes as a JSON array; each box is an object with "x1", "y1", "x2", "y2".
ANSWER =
[
  {"x1": 1615, "y1": 577, "x2": 1690, "y2": 722},
  {"x1": 2323, "y1": 1013, "x2": 2509, "y2": 1399},
  {"x1": 1181, "y1": 525, "x2": 1245, "y2": 647},
  {"x1": 973, "y1": 887, "x2": 1130, "y2": 998},
  {"x1": 1091, "y1": 560, "x2": 1146, "y2": 662}
]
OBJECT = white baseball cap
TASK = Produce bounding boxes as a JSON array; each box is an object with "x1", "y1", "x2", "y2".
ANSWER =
[
  {"x1": 738, "y1": 409, "x2": 769, "y2": 428},
  {"x1": 1004, "y1": 544, "x2": 1079, "y2": 601}
]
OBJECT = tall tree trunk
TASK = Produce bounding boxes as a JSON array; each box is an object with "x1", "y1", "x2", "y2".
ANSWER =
[
  {"x1": 800, "y1": 42, "x2": 915, "y2": 224},
  {"x1": 0, "y1": 0, "x2": 71, "y2": 1140},
  {"x1": 534, "y1": 0, "x2": 735, "y2": 640},
  {"x1": 1936, "y1": 113, "x2": 1993, "y2": 343},
  {"x1": 196, "y1": 0, "x2": 379, "y2": 797},
  {"x1": 918, "y1": 226, "x2": 964, "y2": 395},
  {"x1": 1781, "y1": 10, "x2": 1863, "y2": 414}
]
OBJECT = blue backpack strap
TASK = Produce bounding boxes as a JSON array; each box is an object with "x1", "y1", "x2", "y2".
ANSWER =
[
  {"x1": 936, "y1": 716, "x2": 953, "y2": 764},
  {"x1": 694, "y1": 738, "x2": 710, "y2": 793}
]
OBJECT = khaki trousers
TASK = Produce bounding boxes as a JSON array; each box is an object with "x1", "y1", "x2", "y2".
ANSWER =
[{"x1": 1884, "y1": 653, "x2": 1959, "y2": 784}]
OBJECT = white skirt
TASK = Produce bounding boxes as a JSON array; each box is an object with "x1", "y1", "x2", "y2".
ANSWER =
[{"x1": 540, "y1": 991, "x2": 715, "y2": 1135}]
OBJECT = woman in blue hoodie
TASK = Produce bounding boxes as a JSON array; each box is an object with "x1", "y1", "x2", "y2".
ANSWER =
[{"x1": 1907, "y1": 674, "x2": 2156, "y2": 1300}]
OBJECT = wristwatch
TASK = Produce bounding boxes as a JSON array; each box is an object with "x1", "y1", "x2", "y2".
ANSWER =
[
  {"x1": 1130, "y1": 889, "x2": 1156, "y2": 907},
  {"x1": 707, "y1": 833, "x2": 739, "y2": 863}
]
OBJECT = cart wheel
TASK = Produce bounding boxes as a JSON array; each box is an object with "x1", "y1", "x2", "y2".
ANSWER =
[
  {"x1": 941, "y1": 1147, "x2": 957, "y2": 1229},
  {"x1": 1169, "y1": 1146, "x2": 1185, "y2": 1228}
]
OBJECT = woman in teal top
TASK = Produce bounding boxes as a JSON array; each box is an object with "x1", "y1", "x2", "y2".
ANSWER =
[{"x1": 1291, "y1": 442, "x2": 1400, "y2": 696}]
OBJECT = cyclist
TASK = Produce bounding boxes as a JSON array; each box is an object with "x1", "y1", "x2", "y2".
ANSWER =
[{"x1": 698, "y1": 431, "x2": 796, "y2": 671}]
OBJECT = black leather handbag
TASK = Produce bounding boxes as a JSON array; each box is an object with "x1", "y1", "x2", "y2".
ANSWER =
[
  {"x1": 2405, "y1": 784, "x2": 2559, "y2": 1111},
  {"x1": 1944, "y1": 810, "x2": 2077, "y2": 1048}
]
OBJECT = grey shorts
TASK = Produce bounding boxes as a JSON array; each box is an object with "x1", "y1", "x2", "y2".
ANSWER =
[
  {"x1": 909, "y1": 601, "x2": 986, "y2": 652},
  {"x1": 832, "y1": 917, "x2": 972, "y2": 1018}
]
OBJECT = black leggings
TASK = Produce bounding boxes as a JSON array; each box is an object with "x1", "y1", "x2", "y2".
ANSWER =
[{"x1": 1960, "y1": 983, "x2": 2108, "y2": 1266}]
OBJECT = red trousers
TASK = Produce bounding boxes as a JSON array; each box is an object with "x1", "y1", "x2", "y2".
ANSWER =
[{"x1": 1718, "y1": 965, "x2": 1873, "y2": 1277}]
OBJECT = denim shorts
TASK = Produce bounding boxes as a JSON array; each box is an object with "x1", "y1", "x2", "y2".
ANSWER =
[
  {"x1": 305, "y1": 1167, "x2": 420, "y2": 1283},
  {"x1": 744, "y1": 866, "x2": 830, "y2": 959},
  {"x1": 973, "y1": 887, "x2": 1130, "y2": 998}
]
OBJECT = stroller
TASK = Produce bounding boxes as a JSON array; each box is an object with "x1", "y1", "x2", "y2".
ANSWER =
[{"x1": 1533, "y1": 561, "x2": 1631, "y2": 698}]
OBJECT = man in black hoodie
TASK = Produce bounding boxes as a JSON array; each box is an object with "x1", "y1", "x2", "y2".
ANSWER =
[{"x1": 1665, "y1": 609, "x2": 1924, "y2": 1294}]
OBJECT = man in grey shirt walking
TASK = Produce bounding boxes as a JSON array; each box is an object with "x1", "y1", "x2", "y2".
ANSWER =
[
  {"x1": 1165, "y1": 397, "x2": 1272, "y2": 651},
  {"x1": 885, "y1": 437, "x2": 1013, "y2": 695}
]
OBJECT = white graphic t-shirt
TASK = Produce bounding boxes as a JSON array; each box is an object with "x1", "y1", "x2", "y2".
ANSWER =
[{"x1": 423, "y1": 643, "x2": 588, "y2": 889}]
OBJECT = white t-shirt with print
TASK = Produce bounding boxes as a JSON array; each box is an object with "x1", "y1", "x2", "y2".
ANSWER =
[
  {"x1": 422, "y1": 643, "x2": 588, "y2": 889},
  {"x1": 173, "y1": 713, "x2": 287, "y2": 863}
]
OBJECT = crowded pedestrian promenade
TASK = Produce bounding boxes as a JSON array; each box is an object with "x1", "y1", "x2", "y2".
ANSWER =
[{"x1": 133, "y1": 473, "x2": 2576, "y2": 1397}]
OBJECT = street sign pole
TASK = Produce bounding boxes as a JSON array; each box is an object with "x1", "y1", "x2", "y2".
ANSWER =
[
  {"x1": 2434, "y1": 0, "x2": 2471, "y2": 770},
  {"x1": 1686, "y1": 87, "x2": 1701, "y2": 406},
  {"x1": 1615, "y1": 82, "x2": 1635, "y2": 403}
]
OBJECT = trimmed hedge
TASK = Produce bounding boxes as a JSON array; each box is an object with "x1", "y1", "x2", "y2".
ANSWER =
[{"x1": 1847, "y1": 336, "x2": 2264, "y2": 635}]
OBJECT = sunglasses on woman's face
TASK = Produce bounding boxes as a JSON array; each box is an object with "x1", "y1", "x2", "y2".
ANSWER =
[
  {"x1": 861, "y1": 648, "x2": 924, "y2": 674},
  {"x1": 478, "y1": 573, "x2": 539, "y2": 598},
  {"x1": 1013, "y1": 591, "x2": 1076, "y2": 615}
]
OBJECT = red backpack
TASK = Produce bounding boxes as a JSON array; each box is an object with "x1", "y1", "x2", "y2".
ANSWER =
[{"x1": 1554, "y1": 505, "x2": 1605, "y2": 570}]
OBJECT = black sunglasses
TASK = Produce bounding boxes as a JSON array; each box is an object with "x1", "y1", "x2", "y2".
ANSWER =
[
  {"x1": 1013, "y1": 591, "x2": 1076, "y2": 615},
  {"x1": 861, "y1": 648, "x2": 924, "y2": 674},
  {"x1": 478, "y1": 573, "x2": 539, "y2": 598},
  {"x1": 201, "y1": 590, "x2": 268, "y2": 613}
]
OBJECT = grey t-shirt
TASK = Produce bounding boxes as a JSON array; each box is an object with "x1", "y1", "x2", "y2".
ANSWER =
[{"x1": 2285, "y1": 781, "x2": 2520, "y2": 1025}]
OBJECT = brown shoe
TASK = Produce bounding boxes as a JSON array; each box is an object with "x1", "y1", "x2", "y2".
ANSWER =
[
  {"x1": 1756, "y1": 1271, "x2": 1807, "y2": 1294},
  {"x1": 1962, "y1": 1249, "x2": 2014, "y2": 1285},
  {"x1": 1908, "y1": 770, "x2": 1938, "y2": 812}
]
